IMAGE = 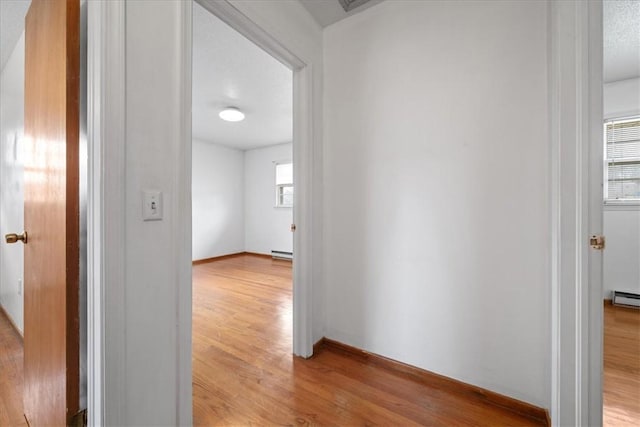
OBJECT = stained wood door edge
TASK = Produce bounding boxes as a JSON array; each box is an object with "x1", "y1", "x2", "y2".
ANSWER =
[
  {"x1": 0, "y1": 304, "x2": 23, "y2": 341},
  {"x1": 65, "y1": 0, "x2": 82, "y2": 418},
  {"x1": 313, "y1": 337, "x2": 550, "y2": 426}
]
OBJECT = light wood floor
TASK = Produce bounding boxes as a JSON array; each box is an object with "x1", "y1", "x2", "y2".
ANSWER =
[
  {"x1": 192, "y1": 254, "x2": 542, "y2": 425},
  {"x1": 604, "y1": 302, "x2": 640, "y2": 426},
  {"x1": 0, "y1": 309, "x2": 26, "y2": 426},
  {"x1": 1, "y1": 257, "x2": 638, "y2": 425}
]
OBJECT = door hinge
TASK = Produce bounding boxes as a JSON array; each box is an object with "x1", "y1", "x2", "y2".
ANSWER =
[
  {"x1": 69, "y1": 409, "x2": 87, "y2": 427},
  {"x1": 290, "y1": 224, "x2": 296, "y2": 232},
  {"x1": 590, "y1": 235, "x2": 605, "y2": 250}
]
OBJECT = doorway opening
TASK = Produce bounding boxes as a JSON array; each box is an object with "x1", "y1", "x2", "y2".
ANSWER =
[
  {"x1": 190, "y1": 0, "x2": 301, "y2": 422},
  {"x1": 601, "y1": 1, "x2": 640, "y2": 425}
]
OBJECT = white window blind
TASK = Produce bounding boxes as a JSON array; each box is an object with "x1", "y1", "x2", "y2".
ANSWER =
[
  {"x1": 604, "y1": 117, "x2": 640, "y2": 203},
  {"x1": 275, "y1": 162, "x2": 293, "y2": 207}
]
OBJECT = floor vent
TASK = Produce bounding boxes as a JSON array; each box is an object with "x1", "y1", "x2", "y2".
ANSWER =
[
  {"x1": 613, "y1": 291, "x2": 640, "y2": 309},
  {"x1": 271, "y1": 250, "x2": 292, "y2": 261}
]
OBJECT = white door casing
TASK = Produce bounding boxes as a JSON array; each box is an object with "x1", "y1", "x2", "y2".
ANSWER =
[
  {"x1": 194, "y1": 0, "x2": 315, "y2": 360},
  {"x1": 549, "y1": 0, "x2": 603, "y2": 425}
]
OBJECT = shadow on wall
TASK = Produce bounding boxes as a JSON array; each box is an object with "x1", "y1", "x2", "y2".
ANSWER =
[{"x1": 0, "y1": 32, "x2": 25, "y2": 333}]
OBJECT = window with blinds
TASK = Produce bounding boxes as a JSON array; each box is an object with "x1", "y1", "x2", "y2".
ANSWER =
[
  {"x1": 275, "y1": 162, "x2": 293, "y2": 207},
  {"x1": 604, "y1": 117, "x2": 640, "y2": 204}
]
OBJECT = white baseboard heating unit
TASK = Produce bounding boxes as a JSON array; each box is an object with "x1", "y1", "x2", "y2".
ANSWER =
[
  {"x1": 613, "y1": 291, "x2": 640, "y2": 308},
  {"x1": 271, "y1": 250, "x2": 293, "y2": 260}
]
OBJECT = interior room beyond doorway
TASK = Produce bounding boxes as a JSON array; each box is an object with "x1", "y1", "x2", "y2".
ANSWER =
[
  {"x1": 191, "y1": 1, "x2": 294, "y2": 264},
  {"x1": 190, "y1": 1, "x2": 295, "y2": 420}
]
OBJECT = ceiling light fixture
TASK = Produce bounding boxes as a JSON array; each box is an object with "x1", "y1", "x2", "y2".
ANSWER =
[{"x1": 219, "y1": 107, "x2": 245, "y2": 122}]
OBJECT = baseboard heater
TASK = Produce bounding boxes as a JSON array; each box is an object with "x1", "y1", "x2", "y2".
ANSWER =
[
  {"x1": 613, "y1": 291, "x2": 640, "y2": 308},
  {"x1": 271, "y1": 250, "x2": 292, "y2": 260}
]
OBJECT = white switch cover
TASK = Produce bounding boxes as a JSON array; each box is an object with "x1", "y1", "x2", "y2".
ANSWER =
[{"x1": 143, "y1": 190, "x2": 163, "y2": 221}]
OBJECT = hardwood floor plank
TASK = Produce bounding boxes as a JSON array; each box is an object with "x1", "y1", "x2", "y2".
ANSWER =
[
  {"x1": 604, "y1": 303, "x2": 640, "y2": 427},
  {"x1": 192, "y1": 254, "x2": 546, "y2": 426},
  {"x1": 0, "y1": 309, "x2": 27, "y2": 426},
  {"x1": 2, "y1": 255, "x2": 635, "y2": 425}
]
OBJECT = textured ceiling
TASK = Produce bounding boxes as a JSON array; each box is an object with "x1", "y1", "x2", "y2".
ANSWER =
[
  {"x1": 192, "y1": 2, "x2": 292, "y2": 150},
  {"x1": 0, "y1": 0, "x2": 30, "y2": 73},
  {"x1": 603, "y1": 0, "x2": 640, "y2": 83},
  {"x1": 2, "y1": 0, "x2": 637, "y2": 119},
  {"x1": 300, "y1": 0, "x2": 385, "y2": 28}
]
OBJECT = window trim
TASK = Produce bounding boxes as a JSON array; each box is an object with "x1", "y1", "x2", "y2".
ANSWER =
[
  {"x1": 274, "y1": 160, "x2": 293, "y2": 208},
  {"x1": 603, "y1": 115, "x2": 640, "y2": 206}
]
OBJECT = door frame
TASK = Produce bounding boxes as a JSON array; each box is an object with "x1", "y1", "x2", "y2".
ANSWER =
[
  {"x1": 87, "y1": 0, "x2": 608, "y2": 424},
  {"x1": 193, "y1": 0, "x2": 315, "y2": 358},
  {"x1": 86, "y1": 0, "x2": 316, "y2": 424},
  {"x1": 86, "y1": 1, "x2": 126, "y2": 425},
  {"x1": 548, "y1": 0, "x2": 603, "y2": 425}
]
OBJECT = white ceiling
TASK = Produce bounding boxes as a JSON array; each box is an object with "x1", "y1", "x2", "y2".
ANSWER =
[
  {"x1": 192, "y1": 2, "x2": 292, "y2": 151},
  {"x1": 299, "y1": 0, "x2": 385, "y2": 28},
  {"x1": 603, "y1": 0, "x2": 640, "y2": 83},
  {"x1": 0, "y1": 0, "x2": 30, "y2": 72},
  {"x1": 1, "y1": 0, "x2": 638, "y2": 122}
]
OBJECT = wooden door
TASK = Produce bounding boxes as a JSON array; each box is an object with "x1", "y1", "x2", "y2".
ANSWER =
[{"x1": 23, "y1": 0, "x2": 81, "y2": 424}]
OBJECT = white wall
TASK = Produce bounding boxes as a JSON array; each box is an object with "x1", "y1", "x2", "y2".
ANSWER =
[
  {"x1": 118, "y1": 1, "x2": 191, "y2": 424},
  {"x1": 245, "y1": 143, "x2": 293, "y2": 255},
  {"x1": 192, "y1": 141, "x2": 293, "y2": 260},
  {"x1": 603, "y1": 77, "x2": 640, "y2": 120},
  {"x1": 603, "y1": 77, "x2": 640, "y2": 298},
  {"x1": 0, "y1": 32, "x2": 24, "y2": 333},
  {"x1": 603, "y1": 210, "x2": 640, "y2": 297},
  {"x1": 323, "y1": 0, "x2": 549, "y2": 408},
  {"x1": 192, "y1": 139, "x2": 244, "y2": 260}
]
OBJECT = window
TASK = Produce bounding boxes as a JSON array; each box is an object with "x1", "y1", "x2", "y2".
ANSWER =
[
  {"x1": 604, "y1": 116, "x2": 640, "y2": 204},
  {"x1": 275, "y1": 162, "x2": 293, "y2": 207}
]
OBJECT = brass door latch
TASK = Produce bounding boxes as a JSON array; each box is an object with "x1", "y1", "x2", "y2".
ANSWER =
[
  {"x1": 5, "y1": 231, "x2": 27, "y2": 244},
  {"x1": 590, "y1": 235, "x2": 605, "y2": 250}
]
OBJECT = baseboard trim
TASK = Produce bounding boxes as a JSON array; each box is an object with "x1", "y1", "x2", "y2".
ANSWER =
[
  {"x1": 192, "y1": 252, "x2": 247, "y2": 265},
  {"x1": 313, "y1": 337, "x2": 549, "y2": 426},
  {"x1": 193, "y1": 251, "x2": 293, "y2": 265},
  {"x1": 244, "y1": 252, "x2": 275, "y2": 259},
  {"x1": 0, "y1": 304, "x2": 23, "y2": 341},
  {"x1": 313, "y1": 337, "x2": 324, "y2": 356}
]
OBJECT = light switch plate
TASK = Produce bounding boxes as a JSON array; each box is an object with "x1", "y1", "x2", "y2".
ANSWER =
[{"x1": 142, "y1": 190, "x2": 163, "y2": 221}]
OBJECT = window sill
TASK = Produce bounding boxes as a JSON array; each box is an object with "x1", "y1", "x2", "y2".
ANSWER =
[{"x1": 604, "y1": 202, "x2": 640, "y2": 211}]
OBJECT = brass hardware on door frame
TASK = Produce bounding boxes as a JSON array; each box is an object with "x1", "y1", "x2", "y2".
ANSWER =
[
  {"x1": 590, "y1": 235, "x2": 605, "y2": 250},
  {"x1": 290, "y1": 224, "x2": 296, "y2": 232},
  {"x1": 5, "y1": 232, "x2": 28, "y2": 244}
]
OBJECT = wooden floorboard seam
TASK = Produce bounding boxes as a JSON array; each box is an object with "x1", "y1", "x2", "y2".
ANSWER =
[
  {"x1": 313, "y1": 337, "x2": 550, "y2": 425},
  {"x1": 0, "y1": 254, "x2": 637, "y2": 425}
]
